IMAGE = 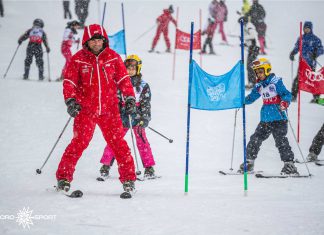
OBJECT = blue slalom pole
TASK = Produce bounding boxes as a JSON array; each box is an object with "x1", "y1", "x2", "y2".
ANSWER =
[
  {"x1": 101, "y1": 2, "x2": 106, "y2": 26},
  {"x1": 239, "y1": 19, "x2": 248, "y2": 192},
  {"x1": 184, "y1": 22, "x2": 194, "y2": 194},
  {"x1": 121, "y1": 3, "x2": 127, "y2": 56}
]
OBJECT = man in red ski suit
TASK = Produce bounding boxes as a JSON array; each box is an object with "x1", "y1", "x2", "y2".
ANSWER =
[
  {"x1": 149, "y1": 5, "x2": 177, "y2": 53},
  {"x1": 56, "y1": 24, "x2": 137, "y2": 193}
]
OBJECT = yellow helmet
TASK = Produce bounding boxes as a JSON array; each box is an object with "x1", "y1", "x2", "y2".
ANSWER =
[
  {"x1": 251, "y1": 58, "x2": 272, "y2": 76},
  {"x1": 124, "y1": 54, "x2": 142, "y2": 75}
]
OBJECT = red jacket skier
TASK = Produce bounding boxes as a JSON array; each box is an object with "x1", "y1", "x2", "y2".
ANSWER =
[
  {"x1": 149, "y1": 5, "x2": 177, "y2": 53},
  {"x1": 56, "y1": 24, "x2": 137, "y2": 198},
  {"x1": 59, "y1": 20, "x2": 80, "y2": 81}
]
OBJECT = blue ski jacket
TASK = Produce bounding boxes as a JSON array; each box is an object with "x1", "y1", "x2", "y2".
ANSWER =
[{"x1": 245, "y1": 73, "x2": 292, "y2": 122}]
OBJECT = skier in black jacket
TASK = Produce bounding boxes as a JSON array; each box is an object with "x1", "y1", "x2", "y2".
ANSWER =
[{"x1": 18, "y1": 19, "x2": 50, "y2": 80}]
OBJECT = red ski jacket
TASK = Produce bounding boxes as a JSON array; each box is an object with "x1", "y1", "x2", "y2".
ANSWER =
[
  {"x1": 156, "y1": 9, "x2": 177, "y2": 31},
  {"x1": 63, "y1": 24, "x2": 135, "y2": 115}
]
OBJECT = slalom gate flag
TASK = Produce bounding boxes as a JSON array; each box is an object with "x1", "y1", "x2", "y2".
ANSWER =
[
  {"x1": 190, "y1": 60, "x2": 243, "y2": 110},
  {"x1": 298, "y1": 57, "x2": 324, "y2": 94},
  {"x1": 108, "y1": 30, "x2": 126, "y2": 55},
  {"x1": 175, "y1": 29, "x2": 201, "y2": 50}
]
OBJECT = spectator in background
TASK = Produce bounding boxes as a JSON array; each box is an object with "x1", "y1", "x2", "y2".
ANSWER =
[
  {"x1": 149, "y1": 5, "x2": 177, "y2": 53},
  {"x1": 289, "y1": 21, "x2": 323, "y2": 103},
  {"x1": 75, "y1": 0, "x2": 90, "y2": 28},
  {"x1": 201, "y1": 18, "x2": 216, "y2": 55},
  {"x1": 0, "y1": 0, "x2": 4, "y2": 17},
  {"x1": 245, "y1": 0, "x2": 267, "y2": 54},
  {"x1": 63, "y1": 0, "x2": 72, "y2": 19}
]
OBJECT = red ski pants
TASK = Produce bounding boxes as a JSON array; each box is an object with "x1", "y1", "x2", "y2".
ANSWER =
[
  {"x1": 61, "y1": 44, "x2": 72, "y2": 76},
  {"x1": 56, "y1": 111, "x2": 136, "y2": 183},
  {"x1": 212, "y1": 21, "x2": 227, "y2": 42},
  {"x1": 152, "y1": 26, "x2": 171, "y2": 50}
]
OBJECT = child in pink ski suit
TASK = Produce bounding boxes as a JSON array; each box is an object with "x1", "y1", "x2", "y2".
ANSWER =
[{"x1": 99, "y1": 54, "x2": 156, "y2": 178}]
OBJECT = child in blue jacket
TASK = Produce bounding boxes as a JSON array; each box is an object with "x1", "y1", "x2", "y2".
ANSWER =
[{"x1": 239, "y1": 58, "x2": 298, "y2": 175}]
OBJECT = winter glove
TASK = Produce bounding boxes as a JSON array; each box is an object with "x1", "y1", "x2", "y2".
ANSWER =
[
  {"x1": 65, "y1": 98, "x2": 81, "y2": 118},
  {"x1": 289, "y1": 51, "x2": 295, "y2": 61},
  {"x1": 125, "y1": 96, "x2": 136, "y2": 115},
  {"x1": 46, "y1": 47, "x2": 50, "y2": 53},
  {"x1": 310, "y1": 50, "x2": 317, "y2": 60},
  {"x1": 18, "y1": 40, "x2": 22, "y2": 45},
  {"x1": 279, "y1": 101, "x2": 289, "y2": 111}
]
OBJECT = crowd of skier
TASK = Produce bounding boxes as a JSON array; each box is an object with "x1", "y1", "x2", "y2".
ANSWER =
[{"x1": 2, "y1": 0, "x2": 323, "y2": 198}]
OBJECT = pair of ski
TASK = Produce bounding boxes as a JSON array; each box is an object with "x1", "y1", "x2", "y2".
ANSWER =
[
  {"x1": 96, "y1": 175, "x2": 161, "y2": 182},
  {"x1": 295, "y1": 159, "x2": 324, "y2": 166},
  {"x1": 219, "y1": 170, "x2": 311, "y2": 178}
]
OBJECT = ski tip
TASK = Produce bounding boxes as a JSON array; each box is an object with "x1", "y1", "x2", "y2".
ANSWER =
[
  {"x1": 68, "y1": 190, "x2": 83, "y2": 198},
  {"x1": 120, "y1": 192, "x2": 132, "y2": 199}
]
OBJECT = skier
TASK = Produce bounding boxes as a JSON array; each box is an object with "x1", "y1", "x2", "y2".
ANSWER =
[
  {"x1": 75, "y1": 0, "x2": 90, "y2": 28},
  {"x1": 56, "y1": 24, "x2": 137, "y2": 198},
  {"x1": 99, "y1": 54, "x2": 157, "y2": 179},
  {"x1": 59, "y1": 20, "x2": 81, "y2": 81},
  {"x1": 245, "y1": 0, "x2": 267, "y2": 55},
  {"x1": 211, "y1": 0, "x2": 228, "y2": 44},
  {"x1": 201, "y1": 18, "x2": 216, "y2": 55},
  {"x1": 239, "y1": 58, "x2": 299, "y2": 175},
  {"x1": 63, "y1": 0, "x2": 72, "y2": 19},
  {"x1": 289, "y1": 21, "x2": 324, "y2": 102},
  {"x1": 149, "y1": 5, "x2": 177, "y2": 53},
  {"x1": 307, "y1": 123, "x2": 324, "y2": 162},
  {"x1": 18, "y1": 19, "x2": 50, "y2": 80},
  {"x1": 239, "y1": 16, "x2": 260, "y2": 89}
]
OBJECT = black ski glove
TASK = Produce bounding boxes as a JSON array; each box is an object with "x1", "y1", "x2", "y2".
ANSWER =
[
  {"x1": 65, "y1": 98, "x2": 81, "y2": 118},
  {"x1": 18, "y1": 40, "x2": 22, "y2": 45},
  {"x1": 125, "y1": 96, "x2": 136, "y2": 115},
  {"x1": 289, "y1": 51, "x2": 295, "y2": 61},
  {"x1": 310, "y1": 50, "x2": 317, "y2": 60},
  {"x1": 46, "y1": 47, "x2": 50, "y2": 53}
]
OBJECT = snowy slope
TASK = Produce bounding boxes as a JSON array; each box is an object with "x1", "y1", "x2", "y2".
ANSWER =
[{"x1": 0, "y1": 0, "x2": 324, "y2": 234}]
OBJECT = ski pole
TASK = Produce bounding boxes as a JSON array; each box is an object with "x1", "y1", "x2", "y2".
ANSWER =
[
  {"x1": 315, "y1": 59, "x2": 323, "y2": 68},
  {"x1": 47, "y1": 52, "x2": 51, "y2": 82},
  {"x1": 230, "y1": 109, "x2": 239, "y2": 171},
  {"x1": 148, "y1": 126, "x2": 173, "y2": 143},
  {"x1": 36, "y1": 117, "x2": 72, "y2": 174},
  {"x1": 285, "y1": 111, "x2": 312, "y2": 176},
  {"x1": 128, "y1": 115, "x2": 141, "y2": 176},
  {"x1": 291, "y1": 61, "x2": 293, "y2": 83},
  {"x1": 3, "y1": 44, "x2": 20, "y2": 78},
  {"x1": 133, "y1": 24, "x2": 156, "y2": 43},
  {"x1": 276, "y1": 106, "x2": 311, "y2": 176}
]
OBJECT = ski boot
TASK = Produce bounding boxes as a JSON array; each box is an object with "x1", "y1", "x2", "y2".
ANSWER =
[
  {"x1": 57, "y1": 179, "x2": 71, "y2": 192},
  {"x1": 238, "y1": 159, "x2": 254, "y2": 173},
  {"x1": 120, "y1": 180, "x2": 135, "y2": 199},
  {"x1": 99, "y1": 164, "x2": 110, "y2": 178},
  {"x1": 144, "y1": 166, "x2": 155, "y2": 179},
  {"x1": 165, "y1": 48, "x2": 171, "y2": 53},
  {"x1": 281, "y1": 161, "x2": 299, "y2": 175},
  {"x1": 148, "y1": 48, "x2": 155, "y2": 53},
  {"x1": 306, "y1": 152, "x2": 318, "y2": 162}
]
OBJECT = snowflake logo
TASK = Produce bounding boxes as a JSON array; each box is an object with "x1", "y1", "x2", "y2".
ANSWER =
[
  {"x1": 207, "y1": 83, "x2": 226, "y2": 101},
  {"x1": 16, "y1": 207, "x2": 34, "y2": 229}
]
